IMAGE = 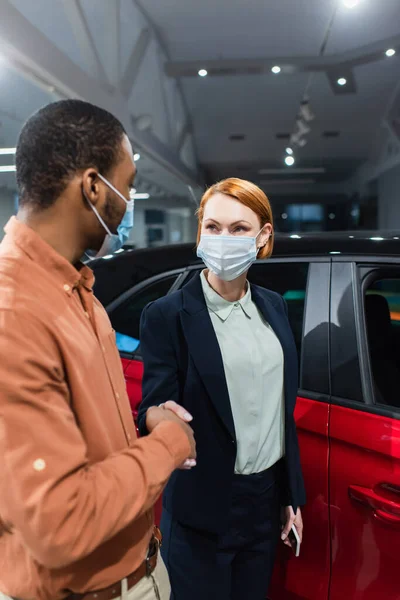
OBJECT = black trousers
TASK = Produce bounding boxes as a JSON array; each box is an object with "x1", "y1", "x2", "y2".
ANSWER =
[{"x1": 161, "y1": 462, "x2": 281, "y2": 600}]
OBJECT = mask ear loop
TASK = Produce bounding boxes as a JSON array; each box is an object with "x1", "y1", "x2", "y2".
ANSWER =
[{"x1": 256, "y1": 227, "x2": 271, "y2": 254}]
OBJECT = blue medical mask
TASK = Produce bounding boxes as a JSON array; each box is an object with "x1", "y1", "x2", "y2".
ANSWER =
[
  {"x1": 197, "y1": 228, "x2": 268, "y2": 282},
  {"x1": 85, "y1": 173, "x2": 134, "y2": 259}
]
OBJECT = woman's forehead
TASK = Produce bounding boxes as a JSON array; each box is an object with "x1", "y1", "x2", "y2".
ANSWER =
[{"x1": 204, "y1": 193, "x2": 258, "y2": 222}]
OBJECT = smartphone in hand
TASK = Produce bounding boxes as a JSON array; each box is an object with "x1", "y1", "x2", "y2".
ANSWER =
[{"x1": 288, "y1": 523, "x2": 300, "y2": 557}]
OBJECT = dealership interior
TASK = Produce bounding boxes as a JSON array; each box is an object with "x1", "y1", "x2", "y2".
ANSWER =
[{"x1": 0, "y1": 0, "x2": 400, "y2": 246}]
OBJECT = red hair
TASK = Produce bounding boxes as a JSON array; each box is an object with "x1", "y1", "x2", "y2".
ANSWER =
[{"x1": 196, "y1": 178, "x2": 274, "y2": 259}]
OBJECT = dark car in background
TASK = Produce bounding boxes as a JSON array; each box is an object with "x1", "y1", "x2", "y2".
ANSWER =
[{"x1": 92, "y1": 232, "x2": 400, "y2": 600}]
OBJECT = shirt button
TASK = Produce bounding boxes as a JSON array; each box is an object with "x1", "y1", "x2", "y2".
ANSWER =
[
  {"x1": 63, "y1": 284, "x2": 70, "y2": 292},
  {"x1": 33, "y1": 458, "x2": 46, "y2": 472},
  {"x1": 234, "y1": 303, "x2": 239, "y2": 307}
]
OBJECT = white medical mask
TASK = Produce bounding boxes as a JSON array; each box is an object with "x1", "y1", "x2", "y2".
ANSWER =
[
  {"x1": 85, "y1": 173, "x2": 135, "y2": 259},
  {"x1": 197, "y1": 229, "x2": 268, "y2": 281}
]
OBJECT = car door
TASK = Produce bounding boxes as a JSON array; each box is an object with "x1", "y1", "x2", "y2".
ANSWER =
[
  {"x1": 328, "y1": 260, "x2": 400, "y2": 600},
  {"x1": 248, "y1": 260, "x2": 331, "y2": 600},
  {"x1": 106, "y1": 271, "x2": 182, "y2": 421}
]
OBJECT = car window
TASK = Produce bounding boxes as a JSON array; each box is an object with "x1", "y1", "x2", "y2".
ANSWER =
[
  {"x1": 109, "y1": 275, "x2": 178, "y2": 354},
  {"x1": 248, "y1": 262, "x2": 309, "y2": 371},
  {"x1": 364, "y1": 277, "x2": 400, "y2": 410}
]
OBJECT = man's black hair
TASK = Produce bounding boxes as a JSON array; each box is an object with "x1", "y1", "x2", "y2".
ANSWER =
[{"x1": 16, "y1": 99, "x2": 126, "y2": 209}]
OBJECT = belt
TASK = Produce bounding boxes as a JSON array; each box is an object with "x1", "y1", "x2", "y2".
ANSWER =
[{"x1": 68, "y1": 527, "x2": 162, "y2": 600}]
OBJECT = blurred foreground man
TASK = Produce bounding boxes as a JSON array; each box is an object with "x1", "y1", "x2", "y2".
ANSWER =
[{"x1": 0, "y1": 100, "x2": 195, "y2": 600}]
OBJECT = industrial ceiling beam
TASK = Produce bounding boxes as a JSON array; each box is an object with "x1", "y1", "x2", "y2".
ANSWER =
[
  {"x1": 120, "y1": 27, "x2": 151, "y2": 99},
  {"x1": 165, "y1": 33, "x2": 400, "y2": 79},
  {"x1": 61, "y1": 0, "x2": 108, "y2": 84},
  {"x1": 0, "y1": 0, "x2": 201, "y2": 189},
  {"x1": 104, "y1": 0, "x2": 121, "y2": 86}
]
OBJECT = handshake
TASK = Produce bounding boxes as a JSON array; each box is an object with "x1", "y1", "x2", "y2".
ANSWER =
[{"x1": 146, "y1": 401, "x2": 197, "y2": 470}]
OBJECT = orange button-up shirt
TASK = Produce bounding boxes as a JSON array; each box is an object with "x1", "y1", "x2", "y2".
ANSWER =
[{"x1": 0, "y1": 217, "x2": 190, "y2": 600}]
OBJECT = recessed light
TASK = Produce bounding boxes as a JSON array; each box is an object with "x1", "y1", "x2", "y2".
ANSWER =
[
  {"x1": 133, "y1": 153, "x2": 140, "y2": 161},
  {"x1": 386, "y1": 48, "x2": 396, "y2": 57},
  {"x1": 337, "y1": 78, "x2": 347, "y2": 86},
  {"x1": 329, "y1": 213, "x2": 336, "y2": 220},
  {"x1": 281, "y1": 213, "x2": 288, "y2": 220},
  {"x1": 285, "y1": 147, "x2": 293, "y2": 155},
  {"x1": 285, "y1": 156, "x2": 295, "y2": 166},
  {"x1": 393, "y1": 236, "x2": 399, "y2": 240},
  {"x1": 133, "y1": 193, "x2": 150, "y2": 200},
  {"x1": 271, "y1": 66, "x2": 281, "y2": 74},
  {"x1": 349, "y1": 235, "x2": 354, "y2": 238},
  {"x1": 370, "y1": 236, "x2": 384, "y2": 241},
  {"x1": 330, "y1": 251, "x2": 341, "y2": 254},
  {"x1": 0, "y1": 165, "x2": 16, "y2": 172},
  {"x1": 290, "y1": 234, "x2": 301, "y2": 239},
  {"x1": 198, "y1": 69, "x2": 208, "y2": 77}
]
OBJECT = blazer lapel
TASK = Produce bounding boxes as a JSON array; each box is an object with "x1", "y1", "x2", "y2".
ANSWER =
[{"x1": 180, "y1": 275, "x2": 236, "y2": 441}]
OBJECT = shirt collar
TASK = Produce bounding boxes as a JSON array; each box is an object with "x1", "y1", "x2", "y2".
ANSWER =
[
  {"x1": 200, "y1": 270, "x2": 252, "y2": 322},
  {"x1": 4, "y1": 217, "x2": 95, "y2": 294}
]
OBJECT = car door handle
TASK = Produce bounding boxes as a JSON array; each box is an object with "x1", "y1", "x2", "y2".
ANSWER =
[{"x1": 349, "y1": 484, "x2": 400, "y2": 526}]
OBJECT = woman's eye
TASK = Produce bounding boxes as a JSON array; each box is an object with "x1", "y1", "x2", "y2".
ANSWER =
[{"x1": 206, "y1": 224, "x2": 217, "y2": 231}]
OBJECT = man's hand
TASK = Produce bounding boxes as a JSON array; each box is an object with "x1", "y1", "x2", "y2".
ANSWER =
[
  {"x1": 146, "y1": 404, "x2": 196, "y2": 467},
  {"x1": 281, "y1": 506, "x2": 303, "y2": 548}
]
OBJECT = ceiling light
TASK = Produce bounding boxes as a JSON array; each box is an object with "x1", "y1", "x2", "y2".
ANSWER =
[
  {"x1": 284, "y1": 156, "x2": 295, "y2": 166},
  {"x1": 290, "y1": 234, "x2": 301, "y2": 239},
  {"x1": 198, "y1": 69, "x2": 208, "y2": 77},
  {"x1": 342, "y1": 0, "x2": 361, "y2": 7},
  {"x1": 329, "y1": 213, "x2": 336, "y2": 220},
  {"x1": 285, "y1": 147, "x2": 293, "y2": 155},
  {"x1": 271, "y1": 66, "x2": 281, "y2": 74},
  {"x1": 370, "y1": 236, "x2": 384, "y2": 241},
  {"x1": 330, "y1": 251, "x2": 341, "y2": 254},
  {"x1": 337, "y1": 78, "x2": 347, "y2": 86},
  {"x1": 386, "y1": 48, "x2": 396, "y2": 57},
  {"x1": 133, "y1": 153, "x2": 140, "y2": 161},
  {"x1": 0, "y1": 148, "x2": 16, "y2": 155},
  {"x1": 393, "y1": 236, "x2": 399, "y2": 240},
  {"x1": 0, "y1": 165, "x2": 16, "y2": 172},
  {"x1": 281, "y1": 213, "x2": 288, "y2": 220},
  {"x1": 349, "y1": 235, "x2": 354, "y2": 238},
  {"x1": 133, "y1": 192, "x2": 150, "y2": 200}
]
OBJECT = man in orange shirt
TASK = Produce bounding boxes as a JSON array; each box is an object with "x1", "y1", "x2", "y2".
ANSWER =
[{"x1": 0, "y1": 100, "x2": 196, "y2": 600}]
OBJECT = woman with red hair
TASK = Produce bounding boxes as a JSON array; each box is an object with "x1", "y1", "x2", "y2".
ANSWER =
[{"x1": 138, "y1": 178, "x2": 305, "y2": 600}]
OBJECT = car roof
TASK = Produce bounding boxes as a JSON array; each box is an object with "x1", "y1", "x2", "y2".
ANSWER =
[{"x1": 92, "y1": 232, "x2": 400, "y2": 306}]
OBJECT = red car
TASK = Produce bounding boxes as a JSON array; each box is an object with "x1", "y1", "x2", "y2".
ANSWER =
[{"x1": 93, "y1": 232, "x2": 400, "y2": 600}]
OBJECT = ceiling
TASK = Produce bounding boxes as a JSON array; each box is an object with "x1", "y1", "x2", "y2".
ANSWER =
[
  {"x1": 0, "y1": 0, "x2": 399, "y2": 202},
  {"x1": 141, "y1": 0, "x2": 400, "y2": 189}
]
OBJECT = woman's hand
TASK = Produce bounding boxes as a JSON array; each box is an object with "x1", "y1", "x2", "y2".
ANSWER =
[
  {"x1": 281, "y1": 506, "x2": 303, "y2": 547},
  {"x1": 158, "y1": 401, "x2": 197, "y2": 469}
]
